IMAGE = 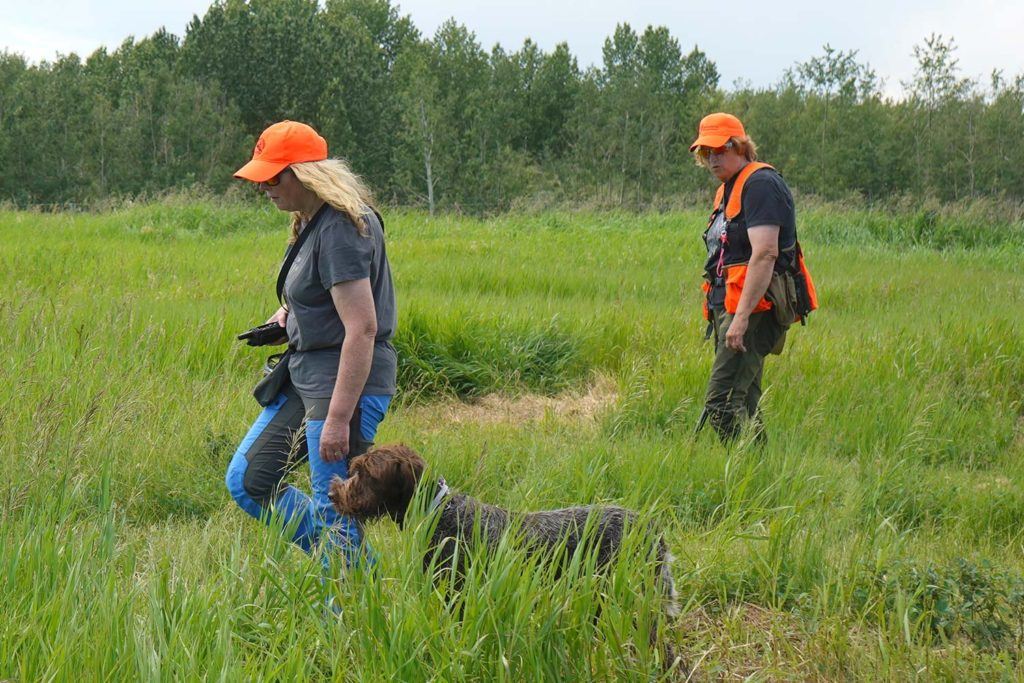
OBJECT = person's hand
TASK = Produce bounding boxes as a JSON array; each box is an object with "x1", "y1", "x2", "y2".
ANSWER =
[
  {"x1": 266, "y1": 307, "x2": 288, "y2": 327},
  {"x1": 725, "y1": 314, "x2": 748, "y2": 353},
  {"x1": 320, "y1": 415, "x2": 350, "y2": 463},
  {"x1": 261, "y1": 307, "x2": 288, "y2": 345}
]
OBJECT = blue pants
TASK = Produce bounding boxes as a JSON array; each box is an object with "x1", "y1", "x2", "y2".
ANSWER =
[{"x1": 225, "y1": 383, "x2": 391, "y2": 566}]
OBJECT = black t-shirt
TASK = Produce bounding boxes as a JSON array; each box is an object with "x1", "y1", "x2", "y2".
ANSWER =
[
  {"x1": 735, "y1": 168, "x2": 796, "y2": 251},
  {"x1": 704, "y1": 166, "x2": 798, "y2": 311},
  {"x1": 704, "y1": 166, "x2": 797, "y2": 277}
]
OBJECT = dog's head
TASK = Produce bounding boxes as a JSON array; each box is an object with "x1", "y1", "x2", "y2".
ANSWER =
[{"x1": 328, "y1": 444, "x2": 426, "y2": 525}]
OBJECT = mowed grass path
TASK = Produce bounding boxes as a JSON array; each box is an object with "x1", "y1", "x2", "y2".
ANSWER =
[{"x1": 1, "y1": 200, "x2": 1022, "y2": 680}]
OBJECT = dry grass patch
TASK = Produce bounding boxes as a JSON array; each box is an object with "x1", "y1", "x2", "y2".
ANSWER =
[
  {"x1": 676, "y1": 603, "x2": 814, "y2": 681},
  {"x1": 404, "y1": 374, "x2": 618, "y2": 428}
]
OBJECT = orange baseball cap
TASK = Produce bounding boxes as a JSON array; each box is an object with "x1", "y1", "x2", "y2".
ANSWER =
[
  {"x1": 689, "y1": 112, "x2": 746, "y2": 152},
  {"x1": 234, "y1": 120, "x2": 328, "y2": 182}
]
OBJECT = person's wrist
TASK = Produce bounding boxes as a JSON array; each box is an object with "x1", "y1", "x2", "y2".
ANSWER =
[{"x1": 327, "y1": 407, "x2": 353, "y2": 424}]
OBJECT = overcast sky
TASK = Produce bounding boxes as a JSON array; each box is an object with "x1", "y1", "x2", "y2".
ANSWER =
[{"x1": 2, "y1": 0, "x2": 1020, "y2": 98}]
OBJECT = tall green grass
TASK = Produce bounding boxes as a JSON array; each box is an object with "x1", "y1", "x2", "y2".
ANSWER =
[{"x1": 1, "y1": 199, "x2": 1022, "y2": 679}]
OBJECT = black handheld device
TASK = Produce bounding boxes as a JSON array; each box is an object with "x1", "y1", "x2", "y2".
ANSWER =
[{"x1": 237, "y1": 322, "x2": 288, "y2": 347}]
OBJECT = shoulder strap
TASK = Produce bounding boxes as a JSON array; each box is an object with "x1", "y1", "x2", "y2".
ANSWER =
[
  {"x1": 276, "y1": 203, "x2": 329, "y2": 307},
  {"x1": 712, "y1": 162, "x2": 774, "y2": 220}
]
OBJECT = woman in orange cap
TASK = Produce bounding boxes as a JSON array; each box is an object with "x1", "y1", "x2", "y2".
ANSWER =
[
  {"x1": 690, "y1": 112, "x2": 806, "y2": 443},
  {"x1": 225, "y1": 120, "x2": 397, "y2": 576}
]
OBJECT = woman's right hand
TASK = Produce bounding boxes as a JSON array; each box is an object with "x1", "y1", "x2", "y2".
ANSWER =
[
  {"x1": 263, "y1": 307, "x2": 289, "y2": 345},
  {"x1": 266, "y1": 307, "x2": 288, "y2": 328}
]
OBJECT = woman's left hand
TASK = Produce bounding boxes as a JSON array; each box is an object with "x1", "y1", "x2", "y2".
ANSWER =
[
  {"x1": 725, "y1": 314, "x2": 749, "y2": 353},
  {"x1": 320, "y1": 416, "x2": 350, "y2": 463}
]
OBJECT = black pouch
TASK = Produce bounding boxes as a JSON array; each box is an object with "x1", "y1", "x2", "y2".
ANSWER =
[{"x1": 252, "y1": 350, "x2": 292, "y2": 407}]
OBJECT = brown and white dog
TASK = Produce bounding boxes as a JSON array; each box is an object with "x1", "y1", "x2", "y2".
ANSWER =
[{"x1": 327, "y1": 444, "x2": 679, "y2": 619}]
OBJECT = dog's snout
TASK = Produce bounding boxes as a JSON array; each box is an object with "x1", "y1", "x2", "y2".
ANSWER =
[{"x1": 327, "y1": 475, "x2": 345, "y2": 502}]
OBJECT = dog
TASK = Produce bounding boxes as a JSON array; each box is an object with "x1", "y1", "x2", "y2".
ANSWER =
[{"x1": 327, "y1": 444, "x2": 680, "y2": 620}]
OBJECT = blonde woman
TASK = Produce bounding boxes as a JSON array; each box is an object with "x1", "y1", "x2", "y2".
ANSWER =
[{"x1": 226, "y1": 121, "x2": 396, "y2": 575}]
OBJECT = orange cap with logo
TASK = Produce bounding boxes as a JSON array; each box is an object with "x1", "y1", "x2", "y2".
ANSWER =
[
  {"x1": 689, "y1": 112, "x2": 746, "y2": 152},
  {"x1": 234, "y1": 120, "x2": 328, "y2": 182}
]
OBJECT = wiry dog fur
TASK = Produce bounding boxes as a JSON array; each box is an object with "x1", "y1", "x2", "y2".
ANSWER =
[{"x1": 328, "y1": 444, "x2": 679, "y2": 619}]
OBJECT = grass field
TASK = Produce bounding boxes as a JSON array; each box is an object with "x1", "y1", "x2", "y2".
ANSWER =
[{"x1": 1, "y1": 196, "x2": 1023, "y2": 680}]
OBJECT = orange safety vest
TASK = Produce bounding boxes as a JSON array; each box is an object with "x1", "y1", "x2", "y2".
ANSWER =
[{"x1": 701, "y1": 162, "x2": 818, "y2": 322}]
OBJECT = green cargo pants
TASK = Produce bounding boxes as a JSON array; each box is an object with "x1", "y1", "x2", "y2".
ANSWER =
[{"x1": 703, "y1": 308, "x2": 785, "y2": 442}]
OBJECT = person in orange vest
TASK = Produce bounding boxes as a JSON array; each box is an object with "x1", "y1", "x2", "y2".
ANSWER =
[{"x1": 690, "y1": 112, "x2": 816, "y2": 443}]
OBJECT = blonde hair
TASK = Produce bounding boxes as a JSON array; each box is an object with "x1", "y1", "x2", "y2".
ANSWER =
[
  {"x1": 287, "y1": 158, "x2": 377, "y2": 242},
  {"x1": 693, "y1": 136, "x2": 759, "y2": 168}
]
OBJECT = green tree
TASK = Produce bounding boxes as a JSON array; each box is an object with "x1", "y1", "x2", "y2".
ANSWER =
[
  {"x1": 0, "y1": 52, "x2": 28, "y2": 202},
  {"x1": 393, "y1": 41, "x2": 443, "y2": 213},
  {"x1": 5, "y1": 11, "x2": 1023, "y2": 208},
  {"x1": 781, "y1": 44, "x2": 880, "y2": 195},
  {"x1": 13, "y1": 55, "x2": 92, "y2": 203},
  {"x1": 318, "y1": 0, "x2": 419, "y2": 196},
  {"x1": 182, "y1": 0, "x2": 323, "y2": 131},
  {"x1": 977, "y1": 73, "x2": 1024, "y2": 196},
  {"x1": 902, "y1": 34, "x2": 974, "y2": 197},
  {"x1": 571, "y1": 24, "x2": 716, "y2": 205},
  {"x1": 529, "y1": 43, "x2": 581, "y2": 159},
  {"x1": 392, "y1": 20, "x2": 490, "y2": 211},
  {"x1": 80, "y1": 31, "x2": 246, "y2": 197}
]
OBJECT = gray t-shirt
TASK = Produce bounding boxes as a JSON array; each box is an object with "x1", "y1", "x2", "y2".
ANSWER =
[{"x1": 283, "y1": 206, "x2": 397, "y2": 397}]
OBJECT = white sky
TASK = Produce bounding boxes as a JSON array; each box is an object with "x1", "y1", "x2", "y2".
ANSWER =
[{"x1": 2, "y1": 0, "x2": 1021, "y2": 98}]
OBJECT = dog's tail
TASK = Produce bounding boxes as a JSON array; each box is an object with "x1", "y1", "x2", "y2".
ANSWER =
[
  {"x1": 659, "y1": 544, "x2": 680, "y2": 619},
  {"x1": 654, "y1": 544, "x2": 684, "y2": 675}
]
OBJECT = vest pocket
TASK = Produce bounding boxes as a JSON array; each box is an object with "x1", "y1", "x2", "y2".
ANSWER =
[
  {"x1": 765, "y1": 271, "x2": 798, "y2": 328},
  {"x1": 724, "y1": 264, "x2": 773, "y2": 314},
  {"x1": 701, "y1": 280, "x2": 712, "y2": 320}
]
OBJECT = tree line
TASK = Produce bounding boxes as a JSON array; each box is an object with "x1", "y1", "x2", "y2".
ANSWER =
[{"x1": 2, "y1": 0, "x2": 1021, "y2": 211}]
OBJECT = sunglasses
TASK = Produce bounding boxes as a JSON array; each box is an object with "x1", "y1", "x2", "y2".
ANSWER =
[
  {"x1": 697, "y1": 141, "x2": 734, "y2": 158},
  {"x1": 262, "y1": 168, "x2": 292, "y2": 187}
]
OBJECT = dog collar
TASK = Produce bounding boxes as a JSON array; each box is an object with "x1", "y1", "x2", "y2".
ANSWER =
[{"x1": 429, "y1": 477, "x2": 450, "y2": 512}]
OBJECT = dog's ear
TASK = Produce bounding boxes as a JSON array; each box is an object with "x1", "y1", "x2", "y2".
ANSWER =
[
  {"x1": 383, "y1": 451, "x2": 424, "y2": 524},
  {"x1": 347, "y1": 455, "x2": 364, "y2": 476},
  {"x1": 396, "y1": 453, "x2": 425, "y2": 485},
  {"x1": 389, "y1": 457, "x2": 419, "y2": 501}
]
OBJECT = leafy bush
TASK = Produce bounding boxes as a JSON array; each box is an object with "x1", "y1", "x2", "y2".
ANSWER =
[
  {"x1": 857, "y1": 558, "x2": 1024, "y2": 651},
  {"x1": 395, "y1": 311, "x2": 585, "y2": 400}
]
